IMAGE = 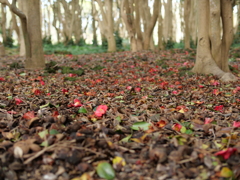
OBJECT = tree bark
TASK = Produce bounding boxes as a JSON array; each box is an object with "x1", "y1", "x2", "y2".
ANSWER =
[
  {"x1": 192, "y1": 0, "x2": 237, "y2": 82},
  {"x1": 158, "y1": 0, "x2": 164, "y2": 50},
  {"x1": 25, "y1": 0, "x2": 45, "y2": 69},
  {"x1": 0, "y1": 0, "x2": 45, "y2": 69},
  {"x1": 94, "y1": 0, "x2": 116, "y2": 52},
  {"x1": 184, "y1": 0, "x2": 191, "y2": 49},
  {"x1": 91, "y1": 0, "x2": 98, "y2": 46},
  {"x1": 142, "y1": 0, "x2": 159, "y2": 50},
  {"x1": 1, "y1": 4, "x2": 7, "y2": 43}
]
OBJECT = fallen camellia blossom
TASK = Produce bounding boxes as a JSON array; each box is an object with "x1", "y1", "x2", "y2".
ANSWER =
[
  {"x1": 204, "y1": 118, "x2": 214, "y2": 124},
  {"x1": 215, "y1": 148, "x2": 237, "y2": 160},
  {"x1": 172, "y1": 123, "x2": 182, "y2": 132},
  {"x1": 72, "y1": 99, "x2": 82, "y2": 107},
  {"x1": 95, "y1": 105, "x2": 108, "y2": 117},
  {"x1": 214, "y1": 105, "x2": 224, "y2": 112},
  {"x1": 15, "y1": 98, "x2": 23, "y2": 105},
  {"x1": 233, "y1": 121, "x2": 240, "y2": 128},
  {"x1": 23, "y1": 111, "x2": 35, "y2": 120}
]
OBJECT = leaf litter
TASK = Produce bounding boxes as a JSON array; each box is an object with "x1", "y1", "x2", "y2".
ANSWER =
[{"x1": 0, "y1": 49, "x2": 239, "y2": 180}]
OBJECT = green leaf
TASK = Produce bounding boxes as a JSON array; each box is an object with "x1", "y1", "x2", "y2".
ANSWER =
[
  {"x1": 185, "y1": 129, "x2": 193, "y2": 135},
  {"x1": 49, "y1": 129, "x2": 59, "y2": 135},
  {"x1": 96, "y1": 162, "x2": 115, "y2": 180},
  {"x1": 78, "y1": 107, "x2": 88, "y2": 113},
  {"x1": 120, "y1": 134, "x2": 132, "y2": 142},
  {"x1": 40, "y1": 103, "x2": 50, "y2": 109},
  {"x1": 115, "y1": 116, "x2": 121, "y2": 122},
  {"x1": 220, "y1": 167, "x2": 233, "y2": 178},
  {"x1": 180, "y1": 126, "x2": 187, "y2": 133},
  {"x1": 20, "y1": 73, "x2": 26, "y2": 76},
  {"x1": 38, "y1": 129, "x2": 49, "y2": 138},
  {"x1": 40, "y1": 140, "x2": 49, "y2": 147},
  {"x1": 115, "y1": 96, "x2": 123, "y2": 99},
  {"x1": 7, "y1": 96, "x2": 12, "y2": 99},
  {"x1": 131, "y1": 122, "x2": 150, "y2": 131}
]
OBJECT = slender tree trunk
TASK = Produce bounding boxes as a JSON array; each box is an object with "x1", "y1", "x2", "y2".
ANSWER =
[
  {"x1": 209, "y1": 0, "x2": 221, "y2": 69},
  {"x1": 1, "y1": 4, "x2": 7, "y2": 43},
  {"x1": 184, "y1": 0, "x2": 191, "y2": 49},
  {"x1": 158, "y1": 0, "x2": 164, "y2": 50},
  {"x1": 95, "y1": 0, "x2": 116, "y2": 52},
  {"x1": 142, "y1": 0, "x2": 159, "y2": 50},
  {"x1": 91, "y1": 0, "x2": 98, "y2": 46},
  {"x1": 0, "y1": 41, "x2": 5, "y2": 56}
]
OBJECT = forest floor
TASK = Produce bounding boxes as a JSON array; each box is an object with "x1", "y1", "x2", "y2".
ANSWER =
[{"x1": 0, "y1": 49, "x2": 239, "y2": 180}]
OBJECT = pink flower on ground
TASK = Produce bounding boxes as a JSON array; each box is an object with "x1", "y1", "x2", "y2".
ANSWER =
[
  {"x1": 204, "y1": 118, "x2": 214, "y2": 124},
  {"x1": 126, "y1": 86, "x2": 132, "y2": 90},
  {"x1": 15, "y1": 98, "x2": 23, "y2": 105},
  {"x1": 72, "y1": 99, "x2": 82, "y2": 107},
  {"x1": 40, "y1": 80, "x2": 45, "y2": 85},
  {"x1": 172, "y1": 90, "x2": 178, "y2": 95},
  {"x1": 211, "y1": 80, "x2": 220, "y2": 86},
  {"x1": 215, "y1": 148, "x2": 237, "y2": 160},
  {"x1": 94, "y1": 105, "x2": 108, "y2": 117},
  {"x1": 172, "y1": 123, "x2": 182, "y2": 132},
  {"x1": 134, "y1": 87, "x2": 141, "y2": 92},
  {"x1": 23, "y1": 111, "x2": 35, "y2": 120},
  {"x1": 233, "y1": 121, "x2": 240, "y2": 128},
  {"x1": 69, "y1": 73, "x2": 76, "y2": 77},
  {"x1": 233, "y1": 86, "x2": 240, "y2": 94},
  {"x1": 213, "y1": 89, "x2": 220, "y2": 95}
]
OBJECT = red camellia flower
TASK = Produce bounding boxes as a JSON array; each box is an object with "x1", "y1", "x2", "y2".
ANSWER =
[
  {"x1": 214, "y1": 105, "x2": 224, "y2": 112},
  {"x1": 33, "y1": 89, "x2": 41, "y2": 95},
  {"x1": 72, "y1": 99, "x2": 82, "y2": 107},
  {"x1": 215, "y1": 148, "x2": 237, "y2": 160},
  {"x1": 15, "y1": 98, "x2": 23, "y2": 105},
  {"x1": 23, "y1": 111, "x2": 35, "y2": 120},
  {"x1": 94, "y1": 105, "x2": 108, "y2": 117},
  {"x1": 155, "y1": 120, "x2": 166, "y2": 128},
  {"x1": 233, "y1": 86, "x2": 240, "y2": 94},
  {"x1": 126, "y1": 86, "x2": 132, "y2": 90},
  {"x1": 213, "y1": 89, "x2": 220, "y2": 95},
  {"x1": 211, "y1": 80, "x2": 220, "y2": 86},
  {"x1": 40, "y1": 80, "x2": 45, "y2": 86},
  {"x1": 172, "y1": 123, "x2": 182, "y2": 132},
  {"x1": 233, "y1": 121, "x2": 240, "y2": 128},
  {"x1": 62, "y1": 89, "x2": 68, "y2": 94},
  {"x1": 0, "y1": 77, "x2": 5, "y2": 81},
  {"x1": 134, "y1": 87, "x2": 141, "y2": 92}
]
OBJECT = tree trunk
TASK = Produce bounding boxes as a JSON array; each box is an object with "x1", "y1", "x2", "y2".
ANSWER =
[
  {"x1": 18, "y1": 0, "x2": 27, "y2": 56},
  {"x1": 0, "y1": 0, "x2": 45, "y2": 69},
  {"x1": 25, "y1": 0, "x2": 45, "y2": 69},
  {"x1": 0, "y1": 41, "x2": 5, "y2": 56},
  {"x1": 142, "y1": 0, "x2": 159, "y2": 50},
  {"x1": 192, "y1": 0, "x2": 237, "y2": 82},
  {"x1": 163, "y1": 0, "x2": 173, "y2": 43},
  {"x1": 190, "y1": 0, "x2": 197, "y2": 46},
  {"x1": 94, "y1": 0, "x2": 116, "y2": 52},
  {"x1": 184, "y1": 0, "x2": 191, "y2": 49},
  {"x1": 91, "y1": 0, "x2": 98, "y2": 46},
  {"x1": 158, "y1": 0, "x2": 164, "y2": 50}
]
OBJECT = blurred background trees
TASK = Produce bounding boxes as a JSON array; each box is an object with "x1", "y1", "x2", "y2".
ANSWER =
[{"x1": 0, "y1": 0, "x2": 239, "y2": 75}]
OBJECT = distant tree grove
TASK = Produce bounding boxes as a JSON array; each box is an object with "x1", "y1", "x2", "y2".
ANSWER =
[{"x1": 0, "y1": 0, "x2": 238, "y2": 81}]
